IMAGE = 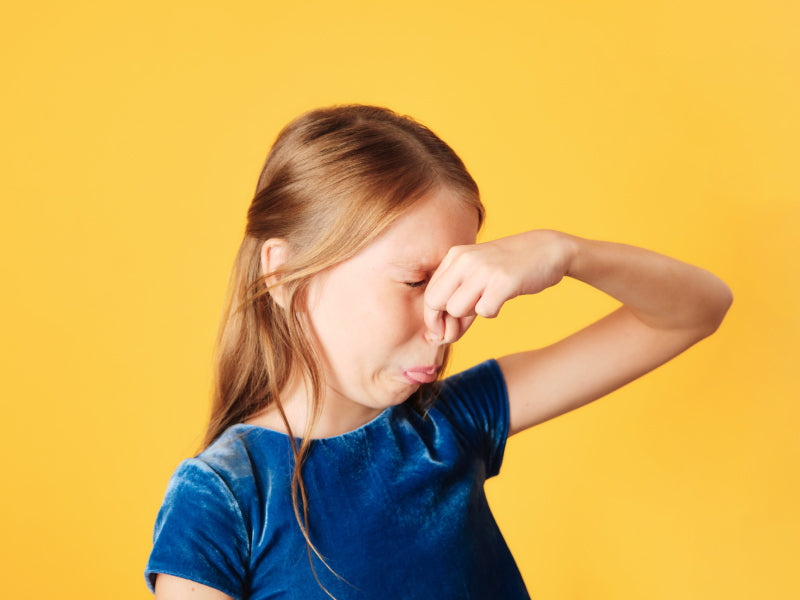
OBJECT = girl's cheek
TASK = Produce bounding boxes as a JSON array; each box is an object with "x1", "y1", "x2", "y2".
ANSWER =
[
  {"x1": 374, "y1": 286, "x2": 426, "y2": 340},
  {"x1": 404, "y1": 293, "x2": 428, "y2": 336}
]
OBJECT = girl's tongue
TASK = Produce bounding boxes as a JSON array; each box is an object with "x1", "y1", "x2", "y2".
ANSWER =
[{"x1": 403, "y1": 367, "x2": 437, "y2": 384}]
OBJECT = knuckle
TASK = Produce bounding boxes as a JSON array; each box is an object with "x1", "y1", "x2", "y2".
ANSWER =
[
  {"x1": 475, "y1": 299, "x2": 500, "y2": 319},
  {"x1": 491, "y1": 271, "x2": 518, "y2": 300},
  {"x1": 443, "y1": 245, "x2": 464, "y2": 265},
  {"x1": 424, "y1": 292, "x2": 445, "y2": 311},
  {"x1": 443, "y1": 316, "x2": 461, "y2": 343},
  {"x1": 445, "y1": 301, "x2": 468, "y2": 318},
  {"x1": 492, "y1": 267, "x2": 513, "y2": 287},
  {"x1": 458, "y1": 249, "x2": 480, "y2": 270}
]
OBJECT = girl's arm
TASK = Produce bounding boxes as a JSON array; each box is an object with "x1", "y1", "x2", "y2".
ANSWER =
[
  {"x1": 154, "y1": 574, "x2": 234, "y2": 600},
  {"x1": 423, "y1": 229, "x2": 733, "y2": 436}
]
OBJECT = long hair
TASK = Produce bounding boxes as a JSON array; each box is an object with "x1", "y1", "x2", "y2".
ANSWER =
[{"x1": 203, "y1": 104, "x2": 484, "y2": 593}]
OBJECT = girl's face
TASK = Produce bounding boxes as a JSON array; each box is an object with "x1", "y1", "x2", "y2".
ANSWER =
[{"x1": 302, "y1": 187, "x2": 479, "y2": 419}]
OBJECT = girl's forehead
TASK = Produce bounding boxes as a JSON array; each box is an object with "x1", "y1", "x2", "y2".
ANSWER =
[
  {"x1": 374, "y1": 220, "x2": 477, "y2": 271},
  {"x1": 355, "y1": 189, "x2": 479, "y2": 267}
]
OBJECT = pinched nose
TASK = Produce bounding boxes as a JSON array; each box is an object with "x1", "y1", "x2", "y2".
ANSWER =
[
  {"x1": 424, "y1": 310, "x2": 475, "y2": 345},
  {"x1": 425, "y1": 330, "x2": 444, "y2": 344},
  {"x1": 423, "y1": 309, "x2": 447, "y2": 344}
]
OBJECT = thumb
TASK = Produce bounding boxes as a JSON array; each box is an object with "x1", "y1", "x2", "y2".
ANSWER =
[
  {"x1": 440, "y1": 312, "x2": 469, "y2": 344},
  {"x1": 457, "y1": 314, "x2": 478, "y2": 339},
  {"x1": 424, "y1": 305, "x2": 445, "y2": 342}
]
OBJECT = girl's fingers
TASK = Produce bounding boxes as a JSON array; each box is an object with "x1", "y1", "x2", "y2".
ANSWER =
[
  {"x1": 457, "y1": 314, "x2": 478, "y2": 339},
  {"x1": 424, "y1": 246, "x2": 474, "y2": 309},
  {"x1": 425, "y1": 271, "x2": 463, "y2": 314},
  {"x1": 424, "y1": 309, "x2": 446, "y2": 342},
  {"x1": 424, "y1": 244, "x2": 512, "y2": 342},
  {"x1": 473, "y1": 274, "x2": 517, "y2": 318},
  {"x1": 423, "y1": 261, "x2": 463, "y2": 336},
  {"x1": 425, "y1": 309, "x2": 477, "y2": 344},
  {"x1": 426, "y1": 245, "x2": 461, "y2": 292},
  {"x1": 441, "y1": 275, "x2": 487, "y2": 318},
  {"x1": 441, "y1": 312, "x2": 463, "y2": 344}
]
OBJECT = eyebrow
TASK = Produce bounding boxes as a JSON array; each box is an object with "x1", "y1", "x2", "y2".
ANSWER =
[{"x1": 389, "y1": 258, "x2": 437, "y2": 272}]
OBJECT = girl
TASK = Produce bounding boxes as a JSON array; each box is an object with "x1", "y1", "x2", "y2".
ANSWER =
[{"x1": 145, "y1": 104, "x2": 732, "y2": 600}]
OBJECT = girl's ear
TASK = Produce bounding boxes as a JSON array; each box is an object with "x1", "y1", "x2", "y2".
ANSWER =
[{"x1": 260, "y1": 238, "x2": 291, "y2": 308}]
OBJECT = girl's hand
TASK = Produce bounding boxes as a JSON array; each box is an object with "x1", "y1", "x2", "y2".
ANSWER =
[
  {"x1": 430, "y1": 229, "x2": 732, "y2": 436},
  {"x1": 423, "y1": 230, "x2": 576, "y2": 343}
]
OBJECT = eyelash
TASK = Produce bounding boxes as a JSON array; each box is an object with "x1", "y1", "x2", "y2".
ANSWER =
[{"x1": 405, "y1": 280, "x2": 427, "y2": 289}]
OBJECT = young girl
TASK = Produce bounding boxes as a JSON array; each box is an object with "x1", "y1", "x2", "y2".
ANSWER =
[{"x1": 144, "y1": 104, "x2": 732, "y2": 600}]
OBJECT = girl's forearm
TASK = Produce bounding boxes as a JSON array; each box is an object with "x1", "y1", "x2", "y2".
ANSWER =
[{"x1": 561, "y1": 233, "x2": 733, "y2": 334}]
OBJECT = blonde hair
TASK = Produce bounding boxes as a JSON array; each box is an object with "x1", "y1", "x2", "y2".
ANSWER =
[{"x1": 204, "y1": 104, "x2": 484, "y2": 593}]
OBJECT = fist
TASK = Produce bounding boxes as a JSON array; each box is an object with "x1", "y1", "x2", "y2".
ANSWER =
[{"x1": 423, "y1": 229, "x2": 575, "y2": 343}]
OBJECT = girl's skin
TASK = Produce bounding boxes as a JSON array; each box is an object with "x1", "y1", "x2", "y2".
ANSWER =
[{"x1": 154, "y1": 186, "x2": 732, "y2": 599}]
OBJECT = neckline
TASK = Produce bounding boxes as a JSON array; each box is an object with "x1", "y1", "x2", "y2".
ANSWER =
[{"x1": 230, "y1": 404, "x2": 399, "y2": 442}]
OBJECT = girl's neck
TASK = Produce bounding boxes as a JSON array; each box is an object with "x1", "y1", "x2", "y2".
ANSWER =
[{"x1": 244, "y1": 373, "x2": 384, "y2": 439}]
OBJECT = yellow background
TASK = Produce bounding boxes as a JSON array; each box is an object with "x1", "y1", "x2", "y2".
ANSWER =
[{"x1": 2, "y1": 1, "x2": 797, "y2": 598}]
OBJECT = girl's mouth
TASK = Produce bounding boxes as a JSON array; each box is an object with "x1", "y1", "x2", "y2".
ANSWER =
[{"x1": 402, "y1": 366, "x2": 438, "y2": 384}]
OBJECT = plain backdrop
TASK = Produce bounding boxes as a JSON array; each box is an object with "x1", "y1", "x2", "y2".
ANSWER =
[{"x1": 1, "y1": 1, "x2": 797, "y2": 598}]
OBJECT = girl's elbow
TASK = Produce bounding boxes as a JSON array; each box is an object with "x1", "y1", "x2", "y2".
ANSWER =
[{"x1": 698, "y1": 278, "x2": 734, "y2": 337}]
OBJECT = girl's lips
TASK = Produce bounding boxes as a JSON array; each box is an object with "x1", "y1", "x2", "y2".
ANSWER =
[{"x1": 403, "y1": 366, "x2": 439, "y2": 384}]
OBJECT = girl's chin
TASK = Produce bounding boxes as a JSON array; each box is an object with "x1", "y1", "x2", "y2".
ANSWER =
[{"x1": 379, "y1": 379, "x2": 421, "y2": 405}]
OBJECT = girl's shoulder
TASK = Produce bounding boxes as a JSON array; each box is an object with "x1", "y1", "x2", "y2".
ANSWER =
[
  {"x1": 195, "y1": 424, "x2": 262, "y2": 473},
  {"x1": 168, "y1": 424, "x2": 288, "y2": 501},
  {"x1": 431, "y1": 358, "x2": 510, "y2": 478},
  {"x1": 438, "y1": 357, "x2": 505, "y2": 395},
  {"x1": 435, "y1": 357, "x2": 508, "y2": 420}
]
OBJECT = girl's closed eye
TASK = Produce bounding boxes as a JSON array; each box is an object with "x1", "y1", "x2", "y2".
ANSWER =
[{"x1": 404, "y1": 279, "x2": 428, "y2": 289}]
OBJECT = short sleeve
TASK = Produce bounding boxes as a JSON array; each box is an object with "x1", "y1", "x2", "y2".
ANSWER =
[
  {"x1": 434, "y1": 358, "x2": 510, "y2": 478},
  {"x1": 144, "y1": 458, "x2": 250, "y2": 599}
]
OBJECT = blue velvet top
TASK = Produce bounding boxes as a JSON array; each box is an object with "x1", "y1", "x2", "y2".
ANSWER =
[{"x1": 145, "y1": 359, "x2": 530, "y2": 599}]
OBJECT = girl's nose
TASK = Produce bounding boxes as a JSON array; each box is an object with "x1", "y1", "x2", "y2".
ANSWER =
[
  {"x1": 425, "y1": 330, "x2": 445, "y2": 344},
  {"x1": 423, "y1": 309, "x2": 455, "y2": 345},
  {"x1": 419, "y1": 293, "x2": 463, "y2": 345},
  {"x1": 423, "y1": 307, "x2": 476, "y2": 345},
  {"x1": 422, "y1": 294, "x2": 445, "y2": 343}
]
